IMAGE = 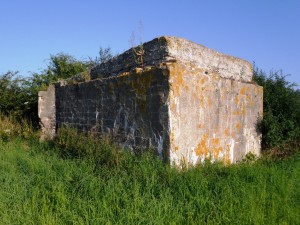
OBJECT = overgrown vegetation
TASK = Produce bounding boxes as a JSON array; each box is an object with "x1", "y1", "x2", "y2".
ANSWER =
[
  {"x1": 0, "y1": 125, "x2": 299, "y2": 224},
  {"x1": 0, "y1": 115, "x2": 34, "y2": 143},
  {"x1": 0, "y1": 48, "x2": 113, "y2": 127},
  {"x1": 253, "y1": 68, "x2": 300, "y2": 150},
  {"x1": 0, "y1": 71, "x2": 36, "y2": 122},
  {"x1": 1, "y1": 46, "x2": 300, "y2": 223},
  {"x1": 1, "y1": 44, "x2": 299, "y2": 151}
]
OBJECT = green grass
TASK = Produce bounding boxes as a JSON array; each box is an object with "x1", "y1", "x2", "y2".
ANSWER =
[{"x1": 0, "y1": 137, "x2": 300, "y2": 225}]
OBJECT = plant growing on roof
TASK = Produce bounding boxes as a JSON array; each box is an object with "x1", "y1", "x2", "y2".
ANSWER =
[{"x1": 129, "y1": 21, "x2": 145, "y2": 68}]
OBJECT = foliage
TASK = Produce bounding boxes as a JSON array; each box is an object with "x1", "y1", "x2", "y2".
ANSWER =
[
  {"x1": 0, "y1": 135, "x2": 299, "y2": 224},
  {"x1": 0, "y1": 55, "x2": 88, "y2": 126},
  {"x1": 96, "y1": 46, "x2": 114, "y2": 64},
  {"x1": 0, "y1": 71, "x2": 36, "y2": 122},
  {"x1": 30, "y1": 53, "x2": 91, "y2": 88},
  {"x1": 253, "y1": 68, "x2": 300, "y2": 149},
  {"x1": 0, "y1": 49, "x2": 114, "y2": 127},
  {"x1": 0, "y1": 115, "x2": 34, "y2": 142}
]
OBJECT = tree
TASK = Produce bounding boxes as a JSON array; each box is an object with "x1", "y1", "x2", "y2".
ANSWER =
[
  {"x1": 0, "y1": 49, "x2": 115, "y2": 127},
  {"x1": 253, "y1": 68, "x2": 300, "y2": 149},
  {"x1": 0, "y1": 71, "x2": 34, "y2": 121},
  {"x1": 0, "y1": 54, "x2": 90, "y2": 126}
]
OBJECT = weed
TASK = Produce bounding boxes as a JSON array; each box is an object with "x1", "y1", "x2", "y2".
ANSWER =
[{"x1": 129, "y1": 22, "x2": 145, "y2": 68}]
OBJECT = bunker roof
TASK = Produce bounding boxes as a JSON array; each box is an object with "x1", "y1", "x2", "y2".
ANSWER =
[{"x1": 90, "y1": 36, "x2": 253, "y2": 82}]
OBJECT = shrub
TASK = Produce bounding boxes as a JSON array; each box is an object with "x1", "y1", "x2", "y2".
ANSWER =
[
  {"x1": 0, "y1": 49, "x2": 115, "y2": 127},
  {"x1": 253, "y1": 68, "x2": 300, "y2": 149},
  {"x1": 0, "y1": 72, "x2": 35, "y2": 121}
]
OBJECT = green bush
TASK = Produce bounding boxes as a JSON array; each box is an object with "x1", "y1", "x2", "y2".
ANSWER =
[
  {"x1": 253, "y1": 68, "x2": 300, "y2": 149},
  {"x1": 0, "y1": 72, "x2": 35, "y2": 122},
  {"x1": 0, "y1": 54, "x2": 91, "y2": 126},
  {"x1": 0, "y1": 49, "x2": 114, "y2": 127}
]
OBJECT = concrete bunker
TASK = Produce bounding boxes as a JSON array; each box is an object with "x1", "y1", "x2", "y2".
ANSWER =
[{"x1": 38, "y1": 36, "x2": 263, "y2": 166}]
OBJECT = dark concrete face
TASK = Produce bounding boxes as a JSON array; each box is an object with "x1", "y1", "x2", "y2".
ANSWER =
[{"x1": 55, "y1": 67, "x2": 170, "y2": 159}]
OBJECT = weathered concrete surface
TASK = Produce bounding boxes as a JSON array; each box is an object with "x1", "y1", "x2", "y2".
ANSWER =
[
  {"x1": 166, "y1": 61, "x2": 263, "y2": 165},
  {"x1": 55, "y1": 67, "x2": 170, "y2": 159},
  {"x1": 39, "y1": 36, "x2": 263, "y2": 166},
  {"x1": 91, "y1": 36, "x2": 253, "y2": 82},
  {"x1": 38, "y1": 85, "x2": 56, "y2": 140}
]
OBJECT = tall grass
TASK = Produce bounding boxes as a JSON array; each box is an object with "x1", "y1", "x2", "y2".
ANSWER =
[
  {"x1": 0, "y1": 123, "x2": 299, "y2": 224},
  {"x1": 0, "y1": 114, "x2": 34, "y2": 142}
]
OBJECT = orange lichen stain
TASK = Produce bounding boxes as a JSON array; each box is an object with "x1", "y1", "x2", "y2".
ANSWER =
[
  {"x1": 211, "y1": 138, "x2": 223, "y2": 159},
  {"x1": 254, "y1": 87, "x2": 258, "y2": 95},
  {"x1": 235, "y1": 95, "x2": 239, "y2": 105},
  {"x1": 211, "y1": 138, "x2": 220, "y2": 145},
  {"x1": 199, "y1": 95, "x2": 205, "y2": 107},
  {"x1": 195, "y1": 133, "x2": 209, "y2": 156},
  {"x1": 170, "y1": 94, "x2": 180, "y2": 116},
  {"x1": 225, "y1": 145, "x2": 231, "y2": 165},
  {"x1": 117, "y1": 71, "x2": 131, "y2": 77},
  {"x1": 184, "y1": 85, "x2": 189, "y2": 91},
  {"x1": 195, "y1": 84, "x2": 200, "y2": 92},
  {"x1": 241, "y1": 105, "x2": 245, "y2": 116},
  {"x1": 224, "y1": 128, "x2": 230, "y2": 136},
  {"x1": 240, "y1": 87, "x2": 246, "y2": 95},
  {"x1": 236, "y1": 122, "x2": 241, "y2": 131},
  {"x1": 231, "y1": 132, "x2": 236, "y2": 138},
  {"x1": 247, "y1": 95, "x2": 254, "y2": 106},
  {"x1": 213, "y1": 147, "x2": 223, "y2": 160},
  {"x1": 193, "y1": 92, "x2": 197, "y2": 99},
  {"x1": 169, "y1": 63, "x2": 184, "y2": 96},
  {"x1": 207, "y1": 98, "x2": 211, "y2": 107},
  {"x1": 170, "y1": 131, "x2": 175, "y2": 143},
  {"x1": 170, "y1": 131, "x2": 179, "y2": 152},
  {"x1": 233, "y1": 110, "x2": 239, "y2": 116},
  {"x1": 221, "y1": 91, "x2": 227, "y2": 101},
  {"x1": 200, "y1": 78, "x2": 206, "y2": 85}
]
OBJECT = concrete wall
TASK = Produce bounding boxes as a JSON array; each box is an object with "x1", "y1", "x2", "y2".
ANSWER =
[
  {"x1": 38, "y1": 85, "x2": 56, "y2": 140},
  {"x1": 55, "y1": 67, "x2": 170, "y2": 159},
  {"x1": 38, "y1": 36, "x2": 263, "y2": 166},
  {"x1": 167, "y1": 61, "x2": 263, "y2": 165}
]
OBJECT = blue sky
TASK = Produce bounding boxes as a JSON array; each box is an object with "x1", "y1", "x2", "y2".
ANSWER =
[{"x1": 1, "y1": 0, "x2": 299, "y2": 86}]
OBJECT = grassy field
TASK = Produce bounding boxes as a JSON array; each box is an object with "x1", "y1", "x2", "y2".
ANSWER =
[{"x1": 0, "y1": 137, "x2": 300, "y2": 225}]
